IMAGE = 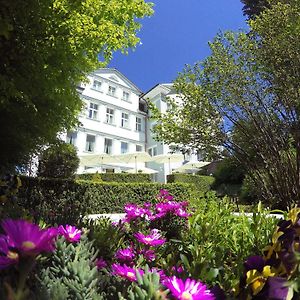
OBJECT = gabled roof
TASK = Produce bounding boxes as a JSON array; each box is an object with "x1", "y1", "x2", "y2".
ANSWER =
[
  {"x1": 91, "y1": 68, "x2": 142, "y2": 94},
  {"x1": 141, "y1": 83, "x2": 174, "y2": 99}
]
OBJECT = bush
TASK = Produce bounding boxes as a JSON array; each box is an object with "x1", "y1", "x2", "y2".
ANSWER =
[
  {"x1": 213, "y1": 158, "x2": 245, "y2": 185},
  {"x1": 76, "y1": 173, "x2": 151, "y2": 183},
  {"x1": 37, "y1": 141, "x2": 79, "y2": 179},
  {"x1": 18, "y1": 176, "x2": 192, "y2": 225},
  {"x1": 167, "y1": 174, "x2": 215, "y2": 194}
]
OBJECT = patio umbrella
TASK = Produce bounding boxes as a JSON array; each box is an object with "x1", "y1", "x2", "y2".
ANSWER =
[
  {"x1": 150, "y1": 153, "x2": 184, "y2": 173},
  {"x1": 175, "y1": 161, "x2": 211, "y2": 174},
  {"x1": 125, "y1": 167, "x2": 158, "y2": 174},
  {"x1": 115, "y1": 152, "x2": 152, "y2": 172},
  {"x1": 79, "y1": 153, "x2": 121, "y2": 169}
]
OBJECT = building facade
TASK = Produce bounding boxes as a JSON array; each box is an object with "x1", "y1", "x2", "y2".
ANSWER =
[{"x1": 63, "y1": 68, "x2": 199, "y2": 182}]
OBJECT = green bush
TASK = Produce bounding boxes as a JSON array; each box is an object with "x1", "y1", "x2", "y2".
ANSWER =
[
  {"x1": 181, "y1": 192, "x2": 278, "y2": 291},
  {"x1": 37, "y1": 141, "x2": 79, "y2": 179},
  {"x1": 167, "y1": 174, "x2": 215, "y2": 194},
  {"x1": 76, "y1": 173, "x2": 151, "y2": 183},
  {"x1": 18, "y1": 176, "x2": 192, "y2": 225},
  {"x1": 212, "y1": 157, "x2": 245, "y2": 186}
]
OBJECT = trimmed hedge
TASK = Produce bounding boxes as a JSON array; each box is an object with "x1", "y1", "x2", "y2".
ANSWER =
[
  {"x1": 76, "y1": 173, "x2": 151, "y2": 182},
  {"x1": 167, "y1": 174, "x2": 215, "y2": 193},
  {"x1": 18, "y1": 176, "x2": 192, "y2": 225}
]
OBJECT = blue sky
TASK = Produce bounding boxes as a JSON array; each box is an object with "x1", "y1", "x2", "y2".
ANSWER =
[{"x1": 109, "y1": 0, "x2": 248, "y2": 92}]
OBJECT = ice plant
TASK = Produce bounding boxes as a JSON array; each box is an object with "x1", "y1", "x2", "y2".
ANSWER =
[
  {"x1": 134, "y1": 229, "x2": 166, "y2": 246},
  {"x1": 164, "y1": 276, "x2": 215, "y2": 300},
  {"x1": 1, "y1": 219, "x2": 58, "y2": 255},
  {"x1": 58, "y1": 225, "x2": 82, "y2": 243},
  {"x1": 122, "y1": 203, "x2": 152, "y2": 223},
  {"x1": 96, "y1": 257, "x2": 107, "y2": 270},
  {"x1": 112, "y1": 263, "x2": 143, "y2": 282},
  {"x1": 0, "y1": 235, "x2": 19, "y2": 269},
  {"x1": 115, "y1": 247, "x2": 135, "y2": 264}
]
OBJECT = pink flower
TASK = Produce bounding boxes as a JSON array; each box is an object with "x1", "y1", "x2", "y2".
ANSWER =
[
  {"x1": 96, "y1": 257, "x2": 107, "y2": 270},
  {"x1": 134, "y1": 229, "x2": 166, "y2": 246},
  {"x1": 157, "y1": 189, "x2": 174, "y2": 201},
  {"x1": 164, "y1": 276, "x2": 214, "y2": 300},
  {"x1": 122, "y1": 203, "x2": 152, "y2": 223},
  {"x1": 112, "y1": 264, "x2": 143, "y2": 281},
  {"x1": 58, "y1": 225, "x2": 81, "y2": 243},
  {"x1": 0, "y1": 235, "x2": 19, "y2": 269},
  {"x1": 115, "y1": 247, "x2": 135, "y2": 264},
  {"x1": 1, "y1": 219, "x2": 58, "y2": 256},
  {"x1": 141, "y1": 249, "x2": 156, "y2": 261}
]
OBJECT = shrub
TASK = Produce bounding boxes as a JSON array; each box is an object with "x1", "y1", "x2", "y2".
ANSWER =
[
  {"x1": 37, "y1": 141, "x2": 79, "y2": 179},
  {"x1": 18, "y1": 176, "x2": 192, "y2": 225},
  {"x1": 76, "y1": 173, "x2": 151, "y2": 183},
  {"x1": 180, "y1": 192, "x2": 277, "y2": 291},
  {"x1": 212, "y1": 157, "x2": 245, "y2": 187},
  {"x1": 167, "y1": 174, "x2": 215, "y2": 194}
]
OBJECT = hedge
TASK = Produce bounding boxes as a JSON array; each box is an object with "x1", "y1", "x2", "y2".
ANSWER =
[
  {"x1": 18, "y1": 176, "x2": 192, "y2": 225},
  {"x1": 167, "y1": 174, "x2": 215, "y2": 193},
  {"x1": 76, "y1": 173, "x2": 151, "y2": 182}
]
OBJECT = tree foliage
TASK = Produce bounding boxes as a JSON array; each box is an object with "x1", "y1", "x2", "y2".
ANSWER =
[
  {"x1": 37, "y1": 141, "x2": 79, "y2": 179},
  {"x1": 240, "y1": 0, "x2": 270, "y2": 18},
  {"x1": 0, "y1": 0, "x2": 153, "y2": 172},
  {"x1": 151, "y1": 0, "x2": 300, "y2": 208}
]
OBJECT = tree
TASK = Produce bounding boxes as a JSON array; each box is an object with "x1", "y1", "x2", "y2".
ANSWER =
[
  {"x1": 240, "y1": 0, "x2": 270, "y2": 18},
  {"x1": 151, "y1": 0, "x2": 300, "y2": 208},
  {"x1": 0, "y1": 0, "x2": 153, "y2": 173},
  {"x1": 37, "y1": 141, "x2": 80, "y2": 179}
]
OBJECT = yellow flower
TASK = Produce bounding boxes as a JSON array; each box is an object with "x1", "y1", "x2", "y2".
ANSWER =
[{"x1": 246, "y1": 266, "x2": 276, "y2": 295}]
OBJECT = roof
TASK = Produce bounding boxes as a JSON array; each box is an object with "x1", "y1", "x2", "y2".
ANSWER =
[{"x1": 92, "y1": 68, "x2": 142, "y2": 94}]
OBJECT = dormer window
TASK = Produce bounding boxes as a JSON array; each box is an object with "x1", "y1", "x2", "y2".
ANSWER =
[
  {"x1": 122, "y1": 91, "x2": 130, "y2": 102},
  {"x1": 92, "y1": 80, "x2": 102, "y2": 91},
  {"x1": 108, "y1": 86, "x2": 116, "y2": 96}
]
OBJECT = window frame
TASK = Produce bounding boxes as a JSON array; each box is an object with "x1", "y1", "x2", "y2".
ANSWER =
[
  {"x1": 85, "y1": 134, "x2": 96, "y2": 152},
  {"x1": 105, "y1": 107, "x2": 115, "y2": 124}
]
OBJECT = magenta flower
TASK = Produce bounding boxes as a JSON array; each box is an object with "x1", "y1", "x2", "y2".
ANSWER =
[
  {"x1": 58, "y1": 225, "x2": 81, "y2": 242},
  {"x1": 151, "y1": 201, "x2": 190, "y2": 220},
  {"x1": 112, "y1": 264, "x2": 143, "y2": 281},
  {"x1": 157, "y1": 189, "x2": 174, "y2": 201},
  {"x1": 122, "y1": 203, "x2": 152, "y2": 223},
  {"x1": 164, "y1": 276, "x2": 215, "y2": 300},
  {"x1": 96, "y1": 257, "x2": 107, "y2": 270},
  {"x1": 142, "y1": 249, "x2": 156, "y2": 261},
  {"x1": 115, "y1": 247, "x2": 135, "y2": 264},
  {"x1": 1, "y1": 219, "x2": 58, "y2": 255},
  {"x1": 134, "y1": 229, "x2": 166, "y2": 246},
  {"x1": 0, "y1": 235, "x2": 19, "y2": 269}
]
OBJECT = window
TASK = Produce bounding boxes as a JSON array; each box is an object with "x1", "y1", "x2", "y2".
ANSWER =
[
  {"x1": 92, "y1": 80, "x2": 102, "y2": 91},
  {"x1": 136, "y1": 145, "x2": 143, "y2": 152},
  {"x1": 121, "y1": 112, "x2": 129, "y2": 128},
  {"x1": 136, "y1": 117, "x2": 142, "y2": 131},
  {"x1": 88, "y1": 103, "x2": 98, "y2": 119},
  {"x1": 85, "y1": 135, "x2": 95, "y2": 152},
  {"x1": 108, "y1": 86, "x2": 116, "y2": 96},
  {"x1": 66, "y1": 132, "x2": 77, "y2": 146},
  {"x1": 148, "y1": 146, "x2": 157, "y2": 157},
  {"x1": 122, "y1": 91, "x2": 130, "y2": 101},
  {"x1": 121, "y1": 142, "x2": 128, "y2": 154},
  {"x1": 105, "y1": 108, "x2": 114, "y2": 124},
  {"x1": 104, "y1": 138, "x2": 112, "y2": 154}
]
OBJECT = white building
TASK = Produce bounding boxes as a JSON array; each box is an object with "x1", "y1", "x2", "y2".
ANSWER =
[
  {"x1": 64, "y1": 68, "x2": 201, "y2": 182},
  {"x1": 64, "y1": 68, "x2": 148, "y2": 174}
]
